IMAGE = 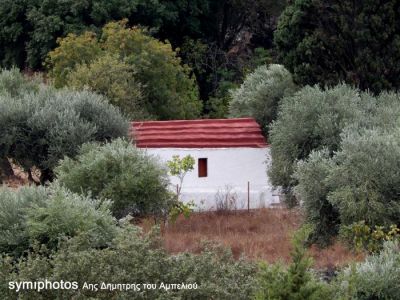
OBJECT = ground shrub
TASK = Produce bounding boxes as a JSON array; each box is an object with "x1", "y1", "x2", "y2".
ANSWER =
[
  {"x1": 0, "y1": 82, "x2": 128, "y2": 183},
  {"x1": 26, "y1": 184, "x2": 117, "y2": 251},
  {"x1": 0, "y1": 67, "x2": 40, "y2": 97},
  {"x1": 229, "y1": 64, "x2": 297, "y2": 134},
  {"x1": 0, "y1": 221, "x2": 256, "y2": 300},
  {"x1": 0, "y1": 187, "x2": 47, "y2": 257},
  {"x1": 56, "y1": 139, "x2": 172, "y2": 219},
  {"x1": 335, "y1": 241, "x2": 400, "y2": 300},
  {"x1": 0, "y1": 185, "x2": 116, "y2": 258}
]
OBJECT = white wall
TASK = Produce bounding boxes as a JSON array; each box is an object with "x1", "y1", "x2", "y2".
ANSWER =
[{"x1": 143, "y1": 147, "x2": 280, "y2": 210}]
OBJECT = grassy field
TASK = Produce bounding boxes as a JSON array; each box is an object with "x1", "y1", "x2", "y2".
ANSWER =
[{"x1": 142, "y1": 208, "x2": 364, "y2": 269}]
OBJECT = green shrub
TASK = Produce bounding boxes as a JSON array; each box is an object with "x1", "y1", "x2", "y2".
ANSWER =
[
  {"x1": 56, "y1": 139, "x2": 172, "y2": 218},
  {"x1": 269, "y1": 84, "x2": 372, "y2": 206},
  {"x1": 0, "y1": 185, "x2": 116, "y2": 257},
  {"x1": 47, "y1": 20, "x2": 202, "y2": 120},
  {"x1": 0, "y1": 186, "x2": 47, "y2": 257},
  {"x1": 229, "y1": 64, "x2": 297, "y2": 134},
  {"x1": 67, "y1": 54, "x2": 147, "y2": 119},
  {"x1": 0, "y1": 67, "x2": 40, "y2": 97},
  {"x1": 336, "y1": 241, "x2": 400, "y2": 300},
  {"x1": 0, "y1": 222, "x2": 256, "y2": 299},
  {"x1": 340, "y1": 221, "x2": 400, "y2": 254},
  {"x1": 253, "y1": 226, "x2": 333, "y2": 299},
  {"x1": 26, "y1": 184, "x2": 117, "y2": 250},
  {"x1": 0, "y1": 83, "x2": 128, "y2": 183}
]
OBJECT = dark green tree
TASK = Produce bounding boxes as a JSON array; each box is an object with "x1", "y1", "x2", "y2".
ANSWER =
[
  {"x1": 275, "y1": 0, "x2": 400, "y2": 94},
  {"x1": 0, "y1": 0, "x2": 138, "y2": 69}
]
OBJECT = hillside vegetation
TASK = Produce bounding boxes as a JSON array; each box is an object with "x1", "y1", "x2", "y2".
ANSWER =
[{"x1": 2, "y1": 0, "x2": 400, "y2": 299}]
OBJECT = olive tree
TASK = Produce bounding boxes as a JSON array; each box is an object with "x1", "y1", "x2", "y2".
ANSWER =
[
  {"x1": 229, "y1": 64, "x2": 297, "y2": 134},
  {"x1": 0, "y1": 78, "x2": 128, "y2": 183}
]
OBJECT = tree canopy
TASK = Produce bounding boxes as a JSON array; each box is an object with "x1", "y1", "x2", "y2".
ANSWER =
[
  {"x1": 275, "y1": 0, "x2": 400, "y2": 94},
  {"x1": 47, "y1": 20, "x2": 202, "y2": 120},
  {"x1": 0, "y1": 0, "x2": 286, "y2": 115}
]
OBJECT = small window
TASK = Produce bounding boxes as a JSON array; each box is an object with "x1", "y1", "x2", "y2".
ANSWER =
[{"x1": 198, "y1": 158, "x2": 208, "y2": 177}]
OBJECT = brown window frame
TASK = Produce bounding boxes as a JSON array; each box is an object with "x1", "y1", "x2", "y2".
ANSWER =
[{"x1": 198, "y1": 158, "x2": 208, "y2": 177}]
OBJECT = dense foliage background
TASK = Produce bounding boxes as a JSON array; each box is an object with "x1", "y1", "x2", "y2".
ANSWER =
[
  {"x1": 2, "y1": 1, "x2": 400, "y2": 299},
  {"x1": 0, "y1": 0, "x2": 286, "y2": 116}
]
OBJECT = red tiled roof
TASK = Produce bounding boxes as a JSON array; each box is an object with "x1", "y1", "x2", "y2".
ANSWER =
[{"x1": 131, "y1": 118, "x2": 267, "y2": 148}]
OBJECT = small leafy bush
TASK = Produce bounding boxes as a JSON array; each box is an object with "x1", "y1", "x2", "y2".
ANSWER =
[
  {"x1": 229, "y1": 64, "x2": 297, "y2": 134},
  {"x1": 56, "y1": 139, "x2": 173, "y2": 218},
  {"x1": 26, "y1": 184, "x2": 117, "y2": 250},
  {"x1": 0, "y1": 185, "x2": 116, "y2": 257},
  {"x1": 340, "y1": 221, "x2": 400, "y2": 253},
  {"x1": 336, "y1": 241, "x2": 400, "y2": 300},
  {"x1": 0, "y1": 222, "x2": 256, "y2": 300},
  {"x1": 0, "y1": 186, "x2": 47, "y2": 256}
]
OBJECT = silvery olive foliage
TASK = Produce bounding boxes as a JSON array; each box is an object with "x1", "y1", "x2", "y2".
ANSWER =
[
  {"x1": 229, "y1": 64, "x2": 297, "y2": 134},
  {"x1": 0, "y1": 69, "x2": 128, "y2": 183},
  {"x1": 56, "y1": 139, "x2": 173, "y2": 219},
  {"x1": 292, "y1": 88, "x2": 400, "y2": 244},
  {"x1": 336, "y1": 241, "x2": 400, "y2": 300},
  {"x1": 0, "y1": 185, "x2": 116, "y2": 258},
  {"x1": 269, "y1": 83, "x2": 371, "y2": 199}
]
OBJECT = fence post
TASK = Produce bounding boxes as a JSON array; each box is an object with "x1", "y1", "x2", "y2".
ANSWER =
[{"x1": 247, "y1": 181, "x2": 250, "y2": 212}]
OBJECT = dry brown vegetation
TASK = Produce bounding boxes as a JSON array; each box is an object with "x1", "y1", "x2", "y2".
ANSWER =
[
  {"x1": 4, "y1": 171, "x2": 363, "y2": 269},
  {"x1": 142, "y1": 208, "x2": 364, "y2": 269}
]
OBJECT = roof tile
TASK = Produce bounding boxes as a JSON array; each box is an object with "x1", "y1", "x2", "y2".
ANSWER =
[{"x1": 131, "y1": 118, "x2": 267, "y2": 148}]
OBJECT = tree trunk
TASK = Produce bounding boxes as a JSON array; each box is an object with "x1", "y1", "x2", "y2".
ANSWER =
[
  {"x1": 0, "y1": 157, "x2": 14, "y2": 182},
  {"x1": 40, "y1": 168, "x2": 54, "y2": 185},
  {"x1": 28, "y1": 169, "x2": 40, "y2": 185}
]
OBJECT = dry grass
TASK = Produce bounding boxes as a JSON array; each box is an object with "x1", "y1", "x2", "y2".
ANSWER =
[{"x1": 142, "y1": 208, "x2": 364, "y2": 269}]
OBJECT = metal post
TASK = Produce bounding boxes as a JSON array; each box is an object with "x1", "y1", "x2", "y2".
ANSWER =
[{"x1": 247, "y1": 181, "x2": 250, "y2": 212}]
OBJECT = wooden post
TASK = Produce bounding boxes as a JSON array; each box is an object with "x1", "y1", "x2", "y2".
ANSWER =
[
  {"x1": 176, "y1": 184, "x2": 179, "y2": 196},
  {"x1": 247, "y1": 181, "x2": 250, "y2": 212}
]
